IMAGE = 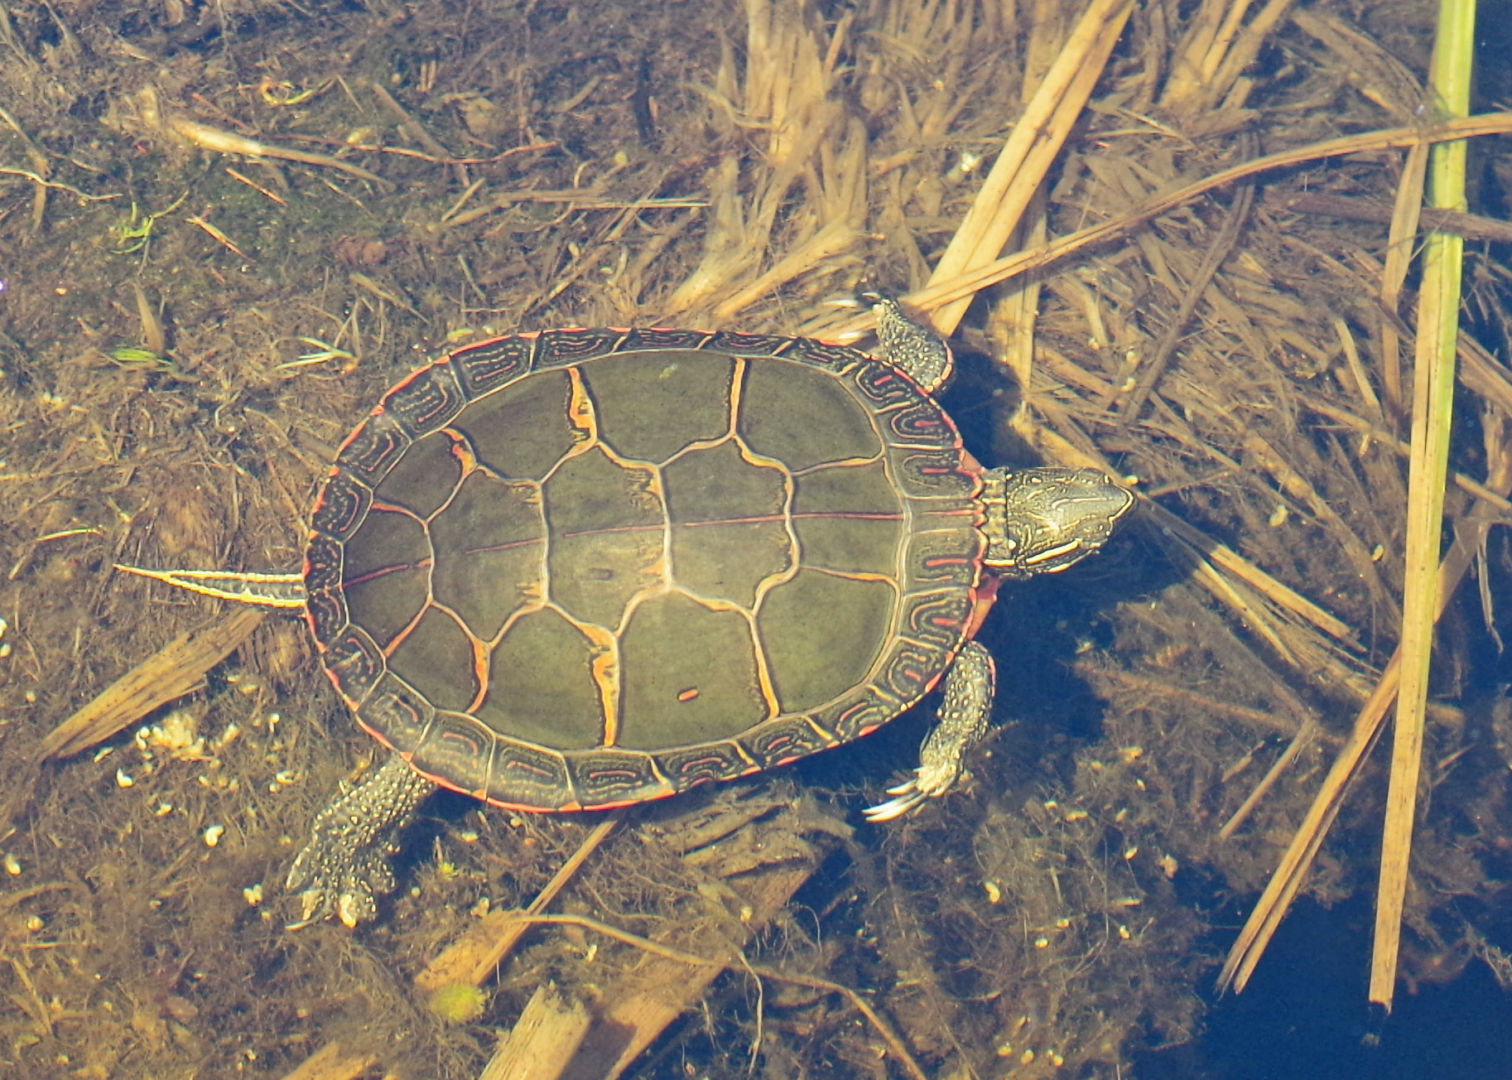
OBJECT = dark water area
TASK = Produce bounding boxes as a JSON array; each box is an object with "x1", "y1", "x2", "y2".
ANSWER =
[{"x1": 1140, "y1": 894, "x2": 1512, "y2": 1080}]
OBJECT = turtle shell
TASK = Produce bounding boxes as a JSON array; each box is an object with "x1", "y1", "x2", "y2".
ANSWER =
[{"x1": 302, "y1": 327, "x2": 990, "y2": 811}]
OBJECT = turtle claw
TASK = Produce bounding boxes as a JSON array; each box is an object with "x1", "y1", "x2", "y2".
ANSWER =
[
  {"x1": 862, "y1": 780, "x2": 928, "y2": 823},
  {"x1": 862, "y1": 758, "x2": 966, "y2": 822},
  {"x1": 283, "y1": 751, "x2": 435, "y2": 928},
  {"x1": 286, "y1": 841, "x2": 395, "y2": 929},
  {"x1": 863, "y1": 640, "x2": 995, "y2": 825}
]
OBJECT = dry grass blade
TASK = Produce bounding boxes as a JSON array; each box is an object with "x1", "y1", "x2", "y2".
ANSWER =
[
  {"x1": 664, "y1": 0, "x2": 857, "y2": 320},
  {"x1": 825, "y1": 112, "x2": 1512, "y2": 345},
  {"x1": 1161, "y1": 0, "x2": 1298, "y2": 116},
  {"x1": 927, "y1": 0, "x2": 1134, "y2": 336},
  {"x1": 1377, "y1": 143, "x2": 1429, "y2": 413},
  {"x1": 1368, "y1": 0, "x2": 1474, "y2": 1012},
  {"x1": 1219, "y1": 464, "x2": 1510, "y2": 994}
]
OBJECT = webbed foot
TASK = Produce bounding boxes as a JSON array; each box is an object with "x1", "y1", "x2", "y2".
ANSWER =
[
  {"x1": 864, "y1": 640, "x2": 995, "y2": 822},
  {"x1": 285, "y1": 751, "x2": 436, "y2": 928}
]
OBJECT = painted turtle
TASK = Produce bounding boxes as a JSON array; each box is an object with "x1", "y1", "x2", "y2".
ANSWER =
[{"x1": 124, "y1": 299, "x2": 1132, "y2": 926}]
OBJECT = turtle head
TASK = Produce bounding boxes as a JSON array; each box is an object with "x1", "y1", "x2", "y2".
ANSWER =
[{"x1": 980, "y1": 467, "x2": 1134, "y2": 580}]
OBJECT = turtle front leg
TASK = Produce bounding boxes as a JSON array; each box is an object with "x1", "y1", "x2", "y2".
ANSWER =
[
  {"x1": 285, "y1": 751, "x2": 436, "y2": 928},
  {"x1": 864, "y1": 639, "x2": 996, "y2": 822}
]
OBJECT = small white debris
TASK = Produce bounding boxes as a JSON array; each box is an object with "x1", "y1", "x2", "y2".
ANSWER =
[
  {"x1": 116, "y1": 769, "x2": 135, "y2": 788},
  {"x1": 203, "y1": 824, "x2": 226, "y2": 847},
  {"x1": 243, "y1": 883, "x2": 264, "y2": 906},
  {"x1": 143, "y1": 709, "x2": 207, "y2": 761},
  {"x1": 4, "y1": 853, "x2": 21, "y2": 876}
]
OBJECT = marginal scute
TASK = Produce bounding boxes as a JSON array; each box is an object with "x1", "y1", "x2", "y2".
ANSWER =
[
  {"x1": 876, "y1": 637, "x2": 954, "y2": 701},
  {"x1": 898, "y1": 590, "x2": 974, "y2": 650},
  {"x1": 304, "y1": 585, "x2": 349, "y2": 647},
  {"x1": 357, "y1": 672, "x2": 436, "y2": 751},
  {"x1": 656, "y1": 741, "x2": 754, "y2": 789},
  {"x1": 303, "y1": 533, "x2": 344, "y2": 594},
  {"x1": 450, "y1": 335, "x2": 535, "y2": 396},
  {"x1": 411, "y1": 711, "x2": 497, "y2": 796},
  {"x1": 337, "y1": 408, "x2": 413, "y2": 486},
  {"x1": 384, "y1": 359, "x2": 467, "y2": 437},
  {"x1": 619, "y1": 328, "x2": 712, "y2": 351},
  {"x1": 536, "y1": 327, "x2": 625, "y2": 368},
  {"x1": 491, "y1": 740, "x2": 574, "y2": 809},
  {"x1": 310, "y1": 471, "x2": 373, "y2": 540},
  {"x1": 739, "y1": 714, "x2": 836, "y2": 769},
  {"x1": 569, "y1": 747, "x2": 671, "y2": 808},
  {"x1": 322, "y1": 626, "x2": 386, "y2": 706},
  {"x1": 812, "y1": 684, "x2": 901, "y2": 742},
  {"x1": 881, "y1": 397, "x2": 960, "y2": 447},
  {"x1": 890, "y1": 448, "x2": 979, "y2": 498}
]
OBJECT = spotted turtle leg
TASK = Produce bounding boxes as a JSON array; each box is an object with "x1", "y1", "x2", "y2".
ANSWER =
[
  {"x1": 285, "y1": 751, "x2": 436, "y2": 928},
  {"x1": 868, "y1": 293, "x2": 954, "y2": 394},
  {"x1": 863, "y1": 639, "x2": 996, "y2": 822}
]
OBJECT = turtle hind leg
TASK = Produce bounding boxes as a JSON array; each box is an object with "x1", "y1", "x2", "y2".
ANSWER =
[
  {"x1": 863, "y1": 639, "x2": 995, "y2": 823},
  {"x1": 285, "y1": 751, "x2": 436, "y2": 928}
]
